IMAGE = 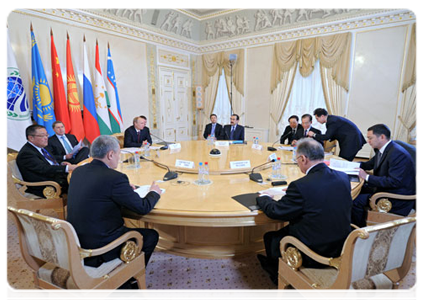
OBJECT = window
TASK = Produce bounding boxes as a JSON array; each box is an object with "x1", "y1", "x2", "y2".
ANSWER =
[
  {"x1": 278, "y1": 59, "x2": 327, "y2": 134},
  {"x1": 212, "y1": 69, "x2": 231, "y2": 125}
]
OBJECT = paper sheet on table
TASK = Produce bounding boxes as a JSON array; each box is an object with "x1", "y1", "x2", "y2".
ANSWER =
[
  {"x1": 329, "y1": 158, "x2": 360, "y2": 175},
  {"x1": 134, "y1": 185, "x2": 165, "y2": 198},
  {"x1": 278, "y1": 145, "x2": 294, "y2": 151},
  {"x1": 258, "y1": 187, "x2": 287, "y2": 201},
  {"x1": 70, "y1": 140, "x2": 84, "y2": 155},
  {"x1": 121, "y1": 148, "x2": 143, "y2": 153},
  {"x1": 149, "y1": 146, "x2": 160, "y2": 150}
]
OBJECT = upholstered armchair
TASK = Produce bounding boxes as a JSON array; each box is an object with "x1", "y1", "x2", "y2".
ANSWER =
[
  {"x1": 8, "y1": 206, "x2": 147, "y2": 289},
  {"x1": 7, "y1": 153, "x2": 66, "y2": 219},
  {"x1": 278, "y1": 217, "x2": 416, "y2": 289}
]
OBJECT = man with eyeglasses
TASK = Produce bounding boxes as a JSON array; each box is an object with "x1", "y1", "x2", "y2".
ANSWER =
[
  {"x1": 256, "y1": 138, "x2": 352, "y2": 285},
  {"x1": 16, "y1": 124, "x2": 79, "y2": 198}
]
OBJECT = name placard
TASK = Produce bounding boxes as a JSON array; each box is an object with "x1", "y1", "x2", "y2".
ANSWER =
[
  {"x1": 175, "y1": 159, "x2": 194, "y2": 169},
  {"x1": 230, "y1": 160, "x2": 251, "y2": 169},
  {"x1": 268, "y1": 153, "x2": 277, "y2": 161},
  {"x1": 169, "y1": 143, "x2": 182, "y2": 150},
  {"x1": 215, "y1": 141, "x2": 230, "y2": 147},
  {"x1": 252, "y1": 144, "x2": 263, "y2": 150}
]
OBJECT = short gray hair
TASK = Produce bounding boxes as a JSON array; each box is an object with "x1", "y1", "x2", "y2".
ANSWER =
[
  {"x1": 90, "y1": 135, "x2": 120, "y2": 158},
  {"x1": 296, "y1": 138, "x2": 324, "y2": 161}
]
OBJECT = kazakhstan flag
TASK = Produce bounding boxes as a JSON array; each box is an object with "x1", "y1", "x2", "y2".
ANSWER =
[{"x1": 31, "y1": 31, "x2": 56, "y2": 136}]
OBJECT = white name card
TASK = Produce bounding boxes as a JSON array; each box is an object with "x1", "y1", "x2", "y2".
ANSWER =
[
  {"x1": 230, "y1": 160, "x2": 251, "y2": 169},
  {"x1": 215, "y1": 141, "x2": 230, "y2": 147},
  {"x1": 251, "y1": 144, "x2": 263, "y2": 150},
  {"x1": 169, "y1": 143, "x2": 182, "y2": 150},
  {"x1": 175, "y1": 159, "x2": 194, "y2": 169},
  {"x1": 268, "y1": 153, "x2": 277, "y2": 161}
]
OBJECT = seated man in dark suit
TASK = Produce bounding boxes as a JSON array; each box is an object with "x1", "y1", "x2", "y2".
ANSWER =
[
  {"x1": 123, "y1": 115, "x2": 152, "y2": 148},
  {"x1": 308, "y1": 108, "x2": 366, "y2": 161},
  {"x1": 203, "y1": 113, "x2": 223, "y2": 140},
  {"x1": 16, "y1": 125, "x2": 79, "y2": 198},
  {"x1": 298, "y1": 113, "x2": 323, "y2": 146},
  {"x1": 257, "y1": 138, "x2": 352, "y2": 284},
  {"x1": 280, "y1": 115, "x2": 304, "y2": 145},
  {"x1": 352, "y1": 124, "x2": 416, "y2": 227},
  {"x1": 67, "y1": 135, "x2": 162, "y2": 289},
  {"x1": 221, "y1": 114, "x2": 245, "y2": 141},
  {"x1": 46, "y1": 121, "x2": 89, "y2": 164}
]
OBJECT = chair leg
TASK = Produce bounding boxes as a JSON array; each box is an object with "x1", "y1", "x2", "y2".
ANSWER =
[
  {"x1": 278, "y1": 274, "x2": 291, "y2": 289},
  {"x1": 134, "y1": 271, "x2": 146, "y2": 289}
]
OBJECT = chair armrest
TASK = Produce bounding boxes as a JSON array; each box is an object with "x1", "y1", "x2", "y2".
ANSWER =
[
  {"x1": 369, "y1": 192, "x2": 416, "y2": 212},
  {"x1": 79, "y1": 231, "x2": 144, "y2": 262},
  {"x1": 280, "y1": 236, "x2": 338, "y2": 269},
  {"x1": 12, "y1": 175, "x2": 62, "y2": 198},
  {"x1": 351, "y1": 223, "x2": 360, "y2": 230}
]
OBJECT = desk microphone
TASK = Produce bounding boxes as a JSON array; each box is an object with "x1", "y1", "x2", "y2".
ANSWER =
[
  {"x1": 249, "y1": 159, "x2": 276, "y2": 183},
  {"x1": 267, "y1": 139, "x2": 280, "y2": 152},
  {"x1": 150, "y1": 133, "x2": 173, "y2": 150},
  {"x1": 143, "y1": 157, "x2": 178, "y2": 181}
]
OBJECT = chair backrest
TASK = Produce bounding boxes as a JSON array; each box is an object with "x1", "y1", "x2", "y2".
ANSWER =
[
  {"x1": 394, "y1": 140, "x2": 416, "y2": 165},
  {"x1": 342, "y1": 217, "x2": 416, "y2": 286},
  {"x1": 112, "y1": 132, "x2": 124, "y2": 148}
]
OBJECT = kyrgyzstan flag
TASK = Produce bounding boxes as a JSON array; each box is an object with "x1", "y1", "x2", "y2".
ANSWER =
[
  {"x1": 66, "y1": 33, "x2": 85, "y2": 141},
  {"x1": 50, "y1": 29, "x2": 71, "y2": 132}
]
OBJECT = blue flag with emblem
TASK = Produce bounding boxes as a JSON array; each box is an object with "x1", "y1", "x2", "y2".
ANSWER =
[{"x1": 31, "y1": 30, "x2": 56, "y2": 136}]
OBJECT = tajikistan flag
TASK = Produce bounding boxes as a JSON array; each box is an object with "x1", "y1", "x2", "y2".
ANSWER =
[
  {"x1": 106, "y1": 44, "x2": 123, "y2": 133},
  {"x1": 94, "y1": 40, "x2": 112, "y2": 135}
]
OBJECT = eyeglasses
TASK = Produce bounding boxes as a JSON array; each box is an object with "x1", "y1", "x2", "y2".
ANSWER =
[{"x1": 31, "y1": 134, "x2": 49, "y2": 138}]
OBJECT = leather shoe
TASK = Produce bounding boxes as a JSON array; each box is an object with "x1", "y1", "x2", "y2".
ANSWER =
[{"x1": 257, "y1": 254, "x2": 278, "y2": 285}]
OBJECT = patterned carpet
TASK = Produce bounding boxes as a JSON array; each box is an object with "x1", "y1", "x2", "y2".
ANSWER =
[{"x1": 7, "y1": 209, "x2": 416, "y2": 290}]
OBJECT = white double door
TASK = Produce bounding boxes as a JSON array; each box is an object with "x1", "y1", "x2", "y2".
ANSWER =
[{"x1": 159, "y1": 67, "x2": 191, "y2": 142}]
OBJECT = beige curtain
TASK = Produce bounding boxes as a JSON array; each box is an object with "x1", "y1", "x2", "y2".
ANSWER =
[
  {"x1": 201, "y1": 70, "x2": 221, "y2": 134},
  {"x1": 395, "y1": 24, "x2": 416, "y2": 142},
  {"x1": 271, "y1": 40, "x2": 297, "y2": 93}
]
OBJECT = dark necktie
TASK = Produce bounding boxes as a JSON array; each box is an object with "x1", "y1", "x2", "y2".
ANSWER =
[
  {"x1": 230, "y1": 126, "x2": 235, "y2": 140},
  {"x1": 41, "y1": 148, "x2": 59, "y2": 165},
  {"x1": 375, "y1": 152, "x2": 382, "y2": 169},
  {"x1": 137, "y1": 130, "x2": 141, "y2": 143},
  {"x1": 304, "y1": 129, "x2": 308, "y2": 137}
]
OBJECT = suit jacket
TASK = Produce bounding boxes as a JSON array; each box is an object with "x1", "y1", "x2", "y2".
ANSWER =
[
  {"x1": 280, "y1": 124, "x2": 304, "y2": 145},
  {"x1": 47, "y1": 134, "x2": 89, "y2": 164},
  {"x1": 67, "y1": 159, "x2": 160, "y2": 265},
  {"x1": 257, "y1": 163, "x2": 352, "y2": 265},
  {"x1": 203, "y1": 123, "x2": 223, "y2": 140},
  {"x1": 16, "y1": 142, "x2": 68, "y2": 198},
  {"x1": 221, "y1": 124, "x2": 245, "y2": 141},
  {"x1": 123, "y1": 125, "x2": 152, "y2": 147},
  {"x1": 314, "y1": 115, "x2": 366, "y2": 161}
]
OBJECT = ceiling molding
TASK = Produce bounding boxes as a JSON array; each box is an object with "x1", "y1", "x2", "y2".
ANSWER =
[
  {"x1": 176, "y1": 9, "x2": 241, "y2": 20},
  {"x1": 17, "y1": 8, "x2": 416, "y2": 55}
]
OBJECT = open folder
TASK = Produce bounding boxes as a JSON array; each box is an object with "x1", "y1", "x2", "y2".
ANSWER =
[{"x1": 232, "y1": 193, "x2": 260, "y2": 211}]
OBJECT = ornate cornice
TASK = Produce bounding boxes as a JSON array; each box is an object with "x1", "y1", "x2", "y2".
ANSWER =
[{"x1": 16, "y1": 8, "x2": 415, "y2": 55}]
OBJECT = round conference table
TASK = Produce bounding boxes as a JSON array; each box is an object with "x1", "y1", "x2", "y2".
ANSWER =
[{"x1": 115, "y1": 140, "x2": 363, "y2": 259}]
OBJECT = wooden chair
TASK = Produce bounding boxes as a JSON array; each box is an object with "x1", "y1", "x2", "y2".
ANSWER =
[
  {"x1": 112, "y1": 132, "x2": 125, "y2": 148},
  {"x1": 278, "y1": 217, "x2": 416, "y2": 289},
  {"x1": 8, "y1": 206, "x2": 147, "y2": 289},
  {"x1": 367, "y1": 170, "x2": 420, "y2": 253},
  {"x1": 7, "y1": 153, "x2": 67, "y2": 219}
]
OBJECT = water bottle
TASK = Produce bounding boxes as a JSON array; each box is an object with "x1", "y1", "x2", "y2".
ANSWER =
[
  {"x1": 292, "y1": 146, "x2": 297, "y2": 162},
  {"x1": 253, "y1": 137, "x2": 256, "y2": 145},
  {"x1": 204, "y1": 162, "x2": 210, "y2": 184},
  {"x1": 255, "y1": 137, "x2": 259, "y2": 145},
  {"x1": 276, "y1": 157, "x2": 282, "y2": 178},
  {"x1": 134, "y1": 151, "x2": 141, "y2": 169},
  {"x1": 271, "y1": 159, "x2": 277, "y2": 178},
  {"x1": 198, "y1": 162, "x2": 204, "y2": 184},
  {"x1": 144, "y1": 142, "x2": 150, "y2": 157},
  {"x1": 210, "y1": 133, "x2": 215, "y2": 141},
  {"x1": 207, "y1": 134, "x2": 213, "y2": 146}
]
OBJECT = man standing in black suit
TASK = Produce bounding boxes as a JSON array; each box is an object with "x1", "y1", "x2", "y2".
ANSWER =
[
  {"x1": 280, "y1": 115, "x2": 304, "y2": 145},
  {"x1": 352, "y1": 124, "x2": 416, "y2": 227},
  {"x1": 256, "y1": 139, "x2": 352, "y2": 284},
  {"x1": 47, "y1": 121, "x2": 89, "y2": 164},
  {"x1": 308, "y1": 108, "x2": 366, "y2": 161},
  {"x1": 124, "y1": 115, "x2": 152, "y2": 148},
  {"x1": 203, "y1": 114, "x2": 223, "y2": 140},
  {"x1": 221, "y1": 114, "x2": 245, "y2": 141},
  {"x1": 67, "y1": 135, "x2": 162, "y2": 288},
  {"x1": 16, "y1": 125, "x2": 79, "y2": 198},
  {"x1": 299, "y1": 114, "x2": 323, "y2": 146}
]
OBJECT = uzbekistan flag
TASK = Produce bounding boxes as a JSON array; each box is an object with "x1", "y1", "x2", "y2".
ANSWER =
[
  {"x1": 31, "y1": 26, "x2": 56, "y2": 136},
  {"x1": 106, "y1": 44, "x2": 123, "y2": 133},
  {"x1": 94, "y1": 40, "x2": 112, "y2": 135},
  {"x1": 66, "y1": 33, "x2": 85, "y2": 141},
  {"x1": 51, "y1": 29, "x2": 71, "y2": 132},
  {"x1": 82, "y1": 37, "x2": 100, "y2": 143}
]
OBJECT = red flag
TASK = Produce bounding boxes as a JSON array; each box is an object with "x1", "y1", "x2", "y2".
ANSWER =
[
  {"x1": 50, "y1": 29, "x2": 71, "y2": 132},
  {"x1": 66, "y1": 33, "x2": 85, "y2": 141}
]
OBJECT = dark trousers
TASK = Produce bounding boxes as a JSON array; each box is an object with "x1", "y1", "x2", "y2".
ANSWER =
[
  {"x1": 352, "y1": 193, "x2": 370, "y2": 228},
  {"x1": 130, "y1": 227, "x2": 159, "y2": 267},
  {"x1": 67, "y1": 147, "x2": 90, "y2": 164},
  {"x1": 263, "y1": 227, "x2": 290, "y2": 275}
]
